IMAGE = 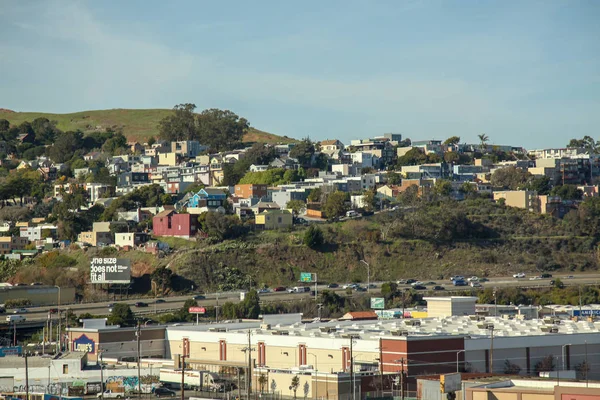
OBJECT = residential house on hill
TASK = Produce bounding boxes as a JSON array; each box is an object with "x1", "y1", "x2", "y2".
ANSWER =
[
  {"x1": 152, "y1": 210, "x2": 198, "y2": 239},
  {"x1": 77, "y1": 222, "x2": 112, "y2": 247},
  {"x1": 187, "y1": 188, "x2": 228, "y2": 213},
  {"x1": 234, "y1": 184, "x2": 268, "y2": 199},
  {"x1": 255, "y1": 209, "x2": 293, "y2": 230}
]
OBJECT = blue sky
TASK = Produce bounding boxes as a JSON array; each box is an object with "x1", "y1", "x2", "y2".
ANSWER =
[{"x1": 1, "y1": 0, "x2": 598, "y2": 148}]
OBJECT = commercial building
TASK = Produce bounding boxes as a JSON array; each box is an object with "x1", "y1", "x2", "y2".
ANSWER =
[{"x1": 0, "y1": 285, "x2": 75, "y2": 306}]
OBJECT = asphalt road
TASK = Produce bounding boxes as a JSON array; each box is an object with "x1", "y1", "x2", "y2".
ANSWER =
[{"x1": 7, "y1": 273, "x2": 600, "y2": 322}]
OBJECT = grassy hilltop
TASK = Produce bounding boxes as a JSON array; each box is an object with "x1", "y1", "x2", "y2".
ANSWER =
[{"x1": 0, "y1": 108, "x2": 297, "y2": 144}]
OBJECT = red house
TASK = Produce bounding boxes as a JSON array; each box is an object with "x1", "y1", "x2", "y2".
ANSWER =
[{"x1": 152, "y1": 210, "x2": 198, "y2": 239}]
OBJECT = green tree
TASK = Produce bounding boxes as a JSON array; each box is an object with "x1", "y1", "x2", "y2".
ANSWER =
[
  {"x1": 199, "y1": 212, "x2": 245, "y2": 240},
  {"x1": 380, "y1": 282, "x2": 398, "y2": 301},
  {"x1": 47, "y1": 131, "x2": 83, "y2": 163},
  {"x1": 108, "y1": 303, "x2": 135, "y2": 327},
  {"x1": 307, "y1": 188, "x2": 322, "y2": 203},
  {"x1": 303, "y1": 225, "x2": 324, "y2": 249},
  {"x1": 151, "y1": 266, "x2": 173, "y2": 295},
  {"x1": 286, "y1": 200, "x2": 306, "y2": 216},
  {"x1": 550, "y1": 184, "x2": 582, "y2": 200},
  {"x1": 534, "y1": 355, "x2": 555, "y2": 373},
  {"x1": 196, "y1": 108, "x2": 249, "y2": 152},
  {"x1": 258, "y1": 374, "x2": 268, "y2": 394},
  {"x1": 397, "y1": 148, "x2": 427, "y2": 166},
  {"x1": 290, "y1": 376, "x2": 300, "y2": 399},
  {"x1": 239, "y1": 289, "x2": 260, "y2": 319},
  {"x1": 323, "y1": 191, "x2": 347, "y2": 219},
  {"x1": 443, "y1": 136, "x2": 461, "y2": 146},
  {"x1": 567, "y1": 136, "x2": 598, "y2": 153},
  {"x1": 433, "y1": 180, "x2": 453, "y2": 198},
  {"x1": 503, "y1": 360, "x2": 521, "y2": 374},
  {"x1": 362, "y1": 189, "x2": 377, "y2": 211},
  {"x1": 289, "y1": 138, "x2": 315, "y2": 167},
  {"x1": 490, "y1": 166, "x2": 531, "y2": 190},
  {"x1": 526, "y1": 176, "x2": 551, "y2": 195},
  {"x1": 443, "y1": 151, "x2": 460, "y2": 164},
  {"x1": 386, "y1": 171, "x2": 401, "y2": 185},
  {"x1": 477, "y1": 133, "x2": 489, "y2": 151},
  {"x1": 158, "y1": 103, "x2": 198, "y2": 141}
]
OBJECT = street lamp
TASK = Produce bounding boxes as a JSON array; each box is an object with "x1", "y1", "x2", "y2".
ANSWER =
[
  {"x1": 360, "y1": 260, "x2": 370, "y2": 292},
  {"x1": 456, "y1": 350, "x2": 465, "y2": 373},
  {"x1": 55, "y1": 285, "x2": 61, "y2": 353}
]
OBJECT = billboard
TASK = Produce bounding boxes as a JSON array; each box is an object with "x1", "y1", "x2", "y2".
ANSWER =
[
  {"x1": 90, "y1": 258, "x2": 131, "y2": 284},
  {"x1": 189, "y1": 307, "x2": 206, "y2": 314},
  {"x1": 573, "y1": 309, "x2": 600, "y2": 317},
  {"x1": 0, "y1": 346, "x2": 22, "y2": 357},
  {"x1": 370, "y1": 297, "x2": 385, "y2": 309},
  {"x1": 440, "y1": 372, "x2": 461, "y2": 393}
]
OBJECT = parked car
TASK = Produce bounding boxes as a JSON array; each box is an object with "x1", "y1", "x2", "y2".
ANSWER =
[
  {"x1": 13, "y1": 308, "x2": 28, "y2": 314},
  {"x1": 154, "y1": 388, "x2": 176, "y2": 398},
  {"x1": 541, "y1": 273, "x2": 552, "y2": 278},
  {"x1": 155, "y1": 299, "x2": 166, "y2": 304},
  {"x1": 513, "y1": 273, "x2": 526, "y2": 278},
  {"x1": 433, "y1": 285, "x2": 445, "y2": 291},
  {"x1": 273, "y1": 286, "x2": 287, "y2": 292},
  {"x1": 97, "y1": 390, "x2": 125, "y2": 399},
  {"x1": 135, "y1": 302, "x2": 149, "y2": 307},
  {"x1": 327, "y1": 283, "x2": 339, "y2": 288}
]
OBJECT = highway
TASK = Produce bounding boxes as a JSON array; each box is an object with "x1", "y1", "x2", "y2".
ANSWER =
[{"x1": 6, "y1": 273, "x2": 600, "y2": 322}]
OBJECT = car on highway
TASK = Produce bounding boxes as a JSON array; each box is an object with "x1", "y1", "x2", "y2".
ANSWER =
[
  {"x1": 433, "y1": 285, "x2": 445, "y2": 291},
  {"x1": 405, "y1": 279, "x2": 417, "y2": 284},
  {"x1": 412, "y1": 285, "x2": 427, "y2": 290},
  {"x1": 450, "y1": 276, "x2": 465, "y2": 282},
  {"x1": 467, "y1": 276, "x2": 479, "y2": 282},
  {"x1": 368, "y1": 283, "x2": 377, "y2": 288},
  {"x1": 30, "y1": 282, "x2": 43, "y2": 286},
  {"x1": 273, "y1": 286, "x2": 287, "y2": 292},
  {"x1": 513, "y1": 273, "x2": 526, "y2": 278},
  {"x1": 396, "y1": 279, "x2": 407, "y2": 284},
  {"x1": 470, "y1": 282, "x2": 482, "y2": 288},
  {"x1": 453, "y1": 280, "x2": 467, "y2": 286},
  {"x1": 48, "y1": 308, "x2": 59, "y2": 314},
  {"x1": 327, "y1": 283, "x2": 339, "y2": 288},
  {"x1": 411, "y1": 281, "x2": 424, "y2": 287},
  {"x1": 154, "y1": 388, "x2": 176, "y2": 398},
  {"x1": 13, "y1": 308, "x2": 28, "y2": 314},
  {"x1": 479, "y1": 278, "x2": 489, "y2": 282},
  {"x1": 258, "y1": 288, "x2": 270, "y2": 293},
  {"x1": 354, "y1": 286, "x2": 367, "y2": 292},
  {"x1": 342, "y1": 283, "x2": 358, "y2": 289},
  {"x1": 541, "y1": 273, "x2": 552, "y2": 278},
  {"x1": 192, "y1": 295, "x2": 205, "y2": 300},
  {"x1": 155, "y1": 299, "x2": 166, "y2": 304},
  {"x1": 135, "y1": 302, "x2": 149, "y2": 307},
  {"x1": 424, "y1": 281, "x2": 436, "y2": 285},
  {"x1": 565, "y1": 275, "x2": 574, "y2": 279},
  {"x1": 529, "y1": 276, "x2": 542, "y2": 281}
]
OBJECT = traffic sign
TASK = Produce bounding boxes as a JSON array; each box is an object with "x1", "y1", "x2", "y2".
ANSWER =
[
  {"x1": 370, "y1": 297, "x2": 385, "y2": 309},
  {"x1": 189, "y1": 306, "x2": 206, "y2": 314},
  {"x1": 300, "y1": 272, "x2": 313, "y2": 283}
]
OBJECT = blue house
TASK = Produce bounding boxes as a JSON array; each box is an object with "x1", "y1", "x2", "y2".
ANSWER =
[{"x1": 188, "y1": 188, "x2": 227, "y2": 210}]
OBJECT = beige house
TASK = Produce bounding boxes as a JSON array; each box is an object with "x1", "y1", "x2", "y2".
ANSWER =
[
  {"x1": 493, "y1": 190, "x2": 539, "y2": 212},
  {"x1": 255, "y1": 209, "x2": 293, "y2": 230},
  {"x1": 77, "y1": 222, "x2": 112, "y2": 247},
  {"x1": 158, "y1": 152, "x2": 178, "y2": 166},
  {"x1": 0, "y1": 236, "x2": 29, "y2": 255}
]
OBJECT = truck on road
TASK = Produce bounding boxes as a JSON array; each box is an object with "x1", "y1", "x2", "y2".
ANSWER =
[{"x1": 159, "y1": 369, "x2": 226, "y2": 392}]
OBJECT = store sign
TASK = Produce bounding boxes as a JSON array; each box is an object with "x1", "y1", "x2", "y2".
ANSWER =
[
  {"x1": 73, "y1": 334, "x2": 96, "y2": 354},
  {"x1": 189, "y1": 307, "x2": 206, "y2": 314},
  {"x1": 0, "y1": 346, "x2": 22, "y2": 357}
]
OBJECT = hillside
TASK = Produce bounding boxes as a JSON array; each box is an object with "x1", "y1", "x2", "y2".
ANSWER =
[{"x1": 0, "y1": 108, "x2": 297, "y2": 144}]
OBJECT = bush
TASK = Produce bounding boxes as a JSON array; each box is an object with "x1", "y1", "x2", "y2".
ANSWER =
[
  {"x1": 5, "y1": 298, "x2": 31, "y2": 308},
  {"x1": 303, "y1": 225, "x2": 324, "y2": 249}
]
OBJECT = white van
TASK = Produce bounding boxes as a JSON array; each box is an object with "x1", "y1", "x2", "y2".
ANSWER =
[
  {"x1": 346, "y1": 210, "x2": 359, "y2": 218},
  {"x1": 6, "y1": 315, "x2": 26, "y2": 322},
  {"x1": 292, "y1": 286, "x2": 310, "y2": 293}
]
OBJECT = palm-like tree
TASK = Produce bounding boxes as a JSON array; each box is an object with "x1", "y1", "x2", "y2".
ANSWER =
[{"x1": 477, "y1": 134, "x2": 489, "y2": 152}]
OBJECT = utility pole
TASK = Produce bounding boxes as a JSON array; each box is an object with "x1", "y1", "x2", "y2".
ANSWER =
[
  {"x1": 56, "y1": 286, "x2": 61, "y2": 353},
  {"x1": 99, "y1": 350, "x2": 105, "y2": 398},
  {"x1": 136, "y1": 322, "x2": 141, "y2": 399},
  {"x1": 181, "y1": 353, "x2": 186, "y2": 400},
  {"x1": 489, "y1": 325, "x2": 495, "y2": 373},
  {"x1": 400, "y1": 358, "x2": 405, "y2": 400},
  {"x1": 25, "y1": 351, "x2": 29, "y2": 400},
  {"x1": 49, "y1": 314, "x2": 53, "y2": 353},
  {"x1": 350, "y1": 339, "x2": 354, "y2": 400},
  {"x1": 246, "y1": 330, "x2": 254, "y2": 398},
  {"x1": 42, "y1": 326, "x2": 46, "y2": 354},
  {"x1": 215, "y1": 294, "x2": 219, "y2": 323},
  {"x1": 317, "y1": 303, "x2": 323, "y2": 321},
  {"x1": 13, "y1": 321, "x2": 16, "y2": 346}
]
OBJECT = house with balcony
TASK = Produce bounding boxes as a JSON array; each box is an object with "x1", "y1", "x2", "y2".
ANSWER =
[{"x1": 187, "y1": 188, "x2": 228, "y2": 213}]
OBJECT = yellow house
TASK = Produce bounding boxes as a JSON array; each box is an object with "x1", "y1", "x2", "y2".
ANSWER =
[
  {"x1": 255, "y1": 209, "x2": 293, "y2": 230},
  {"x1": 158, "y1": 152, "x2": 178, "y2": 166}
]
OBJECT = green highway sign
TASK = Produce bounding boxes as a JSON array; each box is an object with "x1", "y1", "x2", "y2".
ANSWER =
[
  {"x1": 300, "y1": 272, "x2": 313, "y2": 283},
  {"x1": 370, "y1": 297, "x2": 385, "y2": 310}
]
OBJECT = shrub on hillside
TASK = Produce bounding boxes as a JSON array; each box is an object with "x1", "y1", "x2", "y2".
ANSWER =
[
  {"x1": 303, "y1": 225, "x2": 324, "y2": 249},
  {"x1": 5, "y1": 298, "x2": 31, "y2": 308}
]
